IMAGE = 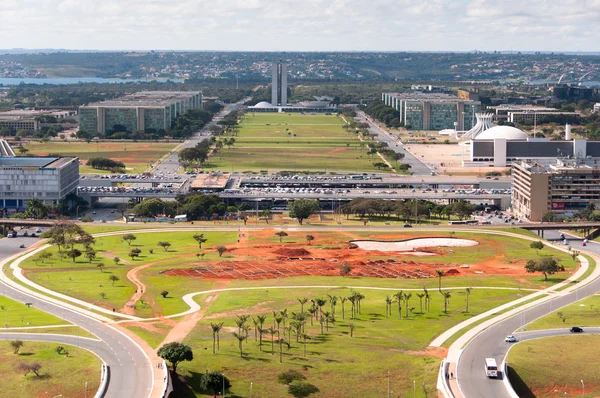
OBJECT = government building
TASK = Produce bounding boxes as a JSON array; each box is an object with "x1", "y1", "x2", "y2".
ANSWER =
[
  {"x1": 79, "y1": 91, "x2": 202, "y2": 135},
  {"x1": 0, "y1": 140, "x2": 79, "y2": 213},
  {"x1": 381, "y1": 92, "x2": 481, "y2": 130}
]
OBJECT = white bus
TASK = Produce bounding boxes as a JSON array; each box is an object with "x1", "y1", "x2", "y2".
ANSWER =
[{"x1": 485, "y1": 358, "x2": 498, "y2": 378}]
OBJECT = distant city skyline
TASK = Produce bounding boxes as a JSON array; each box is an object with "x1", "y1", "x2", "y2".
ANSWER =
[{"x1": 2, "y1": 0, "x2": 599, "y2": 52}]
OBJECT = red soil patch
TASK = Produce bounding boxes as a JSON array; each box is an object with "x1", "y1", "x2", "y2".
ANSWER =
[
  {"x1": 327, "y1": 148, "x2": 347, "y2": 154},
  {"x1": 272, "y1": 247, "x2": 311, "y2": 257},
  {"x1": 160, "y1": 233, "x2": 538, "y2": 281}
]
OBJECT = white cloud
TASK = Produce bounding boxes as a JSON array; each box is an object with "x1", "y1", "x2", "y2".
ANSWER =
[{"x1": 0, "y1": 0, "x2": 597, "y2": 51}]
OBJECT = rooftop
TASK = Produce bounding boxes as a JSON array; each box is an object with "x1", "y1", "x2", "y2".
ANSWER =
[
  {"x1": 190, "y1": 173, "x2": 231, "y2": 189},
  {"x1": 83, "y1": 91, "x2": 201, "y2": 108},
  {"x1": 0, "y1": 157, "x2": 58, "y2": 168}
]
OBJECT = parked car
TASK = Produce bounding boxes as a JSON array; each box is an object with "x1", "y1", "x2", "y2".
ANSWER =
[
  {"x1": 505, "y1": 335, "x2": 517, "y2": 343},
  {"x1": 403, "y1": 224, "x2": 413, "y2": 228},
  {"x1": 570, "y1": 326, "x2": 584, "y2": 333}
]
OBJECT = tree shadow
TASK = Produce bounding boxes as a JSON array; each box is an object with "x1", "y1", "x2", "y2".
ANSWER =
[
  {"x1": 18, "y1": 352, "x2": 34, "y2": 356},
  {"x1": 506, "y1": 366, "x2": 535, "y2": 398}
]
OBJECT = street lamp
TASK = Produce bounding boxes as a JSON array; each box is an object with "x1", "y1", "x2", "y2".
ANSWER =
[
  {"x1": 222, "y1": 373, "x2": 225, "y2": 397},
  {"x1": 5, "y1": 305, "x2": 14, "y2": 327},
  {"x1": 85, "y1": 381, "x2": 88, "y2": 398},
  {"x1": 581, "y1": 379, "x2": 584, "y2": 398},
  {"x1": 250, "y1": 382, "x2": 253, "y2": 398},
  {"x1": 413, "y1": 380, "x2": 416, "y2": 398},
  {"x1": 387, "y1": 371, "x2": 390, "y2": 398}
]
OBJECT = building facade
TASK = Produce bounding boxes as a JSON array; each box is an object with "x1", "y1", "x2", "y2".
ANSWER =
[
  {"x1": 382, "y1": 92, "x2": 481, "y2": 130},
  {"x1": 512, "y1": 159, "x2": 600, "y2": 221},
  {"x1": 0, "y1": 156, "x2": 79, "y2": 211},
  {"x1": 271, "y1": 61, "x2": 288, "y2": 106},
  {"x1": 79, "y1": 91, "x2": 202, "y2": 135}
]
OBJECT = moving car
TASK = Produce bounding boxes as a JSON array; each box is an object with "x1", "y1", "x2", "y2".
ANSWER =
[
  {"x1": 403, "y1": 224, "x2": 413, "y2": 228},
  {"x1": 505, "y1": 335, "x2": 517, "y2": 343},
  {"x1": 570, "y1": 326, "x2": 584, "y2": 333}
]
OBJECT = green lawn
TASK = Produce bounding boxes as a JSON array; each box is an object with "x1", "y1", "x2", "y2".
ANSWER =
[
  {"x1": 507, "y1": 336, "x2": 598, "y2": 397},
  {"x1": 0, "y1": 295, "x2": 70, "y2": 328},
  {"x1": 124, "y1": 324, "x2": 173, "y2": 349},
  {"x1": 0, "y1": 341, "x2": 101, "y2": 398},
  {"x1": 177, "y1": 286, "x2": 526, "y2": 397},
  {"x1": 24, "y1": 141, "x2": 177, "y2": 174},
  {"x1": 203, "y1": 113, "x2": 389, "y2": 173},
  {"x1": 526, "y1": 293, "x2": 600, "y2": 330}
]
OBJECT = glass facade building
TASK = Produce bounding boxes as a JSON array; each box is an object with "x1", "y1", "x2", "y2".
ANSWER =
[{"x1": 382, "y1": 92, "x2": 481, "y2": 131}]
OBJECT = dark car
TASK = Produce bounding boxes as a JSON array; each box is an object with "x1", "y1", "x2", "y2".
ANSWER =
[
  {"x1": 403, "y1": 224, "x2": 413, "y2": 228},
  {"x1": 570, "y1": 326, "x2": 584, "y2": 333}
]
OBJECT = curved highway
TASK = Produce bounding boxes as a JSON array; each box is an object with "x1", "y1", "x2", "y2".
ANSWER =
[
  {"x1": 0, "y1": 237, "x2": 153, "y2": 398},
  {"x1": 457, "y1": 238, "x2": 600, "y2": 398}
]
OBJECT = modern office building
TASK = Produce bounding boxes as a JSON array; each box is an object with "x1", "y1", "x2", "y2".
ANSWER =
[
  {"x1": 0, "y1": 109, "x2": 77, "y2": 134},
  {"x1": 0, "y1": 154, "x2": 79, "y2": 212},
  {"x1": 512, "y1": 159, "x2": 600, "y2": 221},
  {"x1": 487, "y1": 104, "x2": 578, "y2": 123},
  {"x1": 79, "y1": 91, "x2": 202, "y2": 134},
  {"x1": 271, "y1": 61, "x2": 288, "y2": 106},
  {"x1": 382, "y1": 92, "x2": 481, "y2": 130}
]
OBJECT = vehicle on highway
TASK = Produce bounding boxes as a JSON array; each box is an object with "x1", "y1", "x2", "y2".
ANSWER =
[
  {"x1": 403, "y1": 224, "x2": 412, "y2": 228},
  {"x1": 485, "y1": 357, "x2": 498, "y2": 378},
  {"x1": 19, "y1": 244, "x2": 25, "y2": 248},
  {"x1": 505, "y1": 335, "x2": 517, "y2": 343},
  {"x1": 570, "y1": 326, "x2": 584, "y2": 333}
]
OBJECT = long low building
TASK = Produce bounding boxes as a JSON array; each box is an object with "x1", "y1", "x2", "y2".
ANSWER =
[
  {"x1": 79, "y1": 91, "x2": 202, "y2": 135},
  {"x1": 0, "y1": 156, "x2": 79, "y2": 212},
  {"x1": 512, "y1": 159, "x2": 600, "y2": 221},
  {"x1": 465, "y1": 125, "x2": 600, "y2": 167}
]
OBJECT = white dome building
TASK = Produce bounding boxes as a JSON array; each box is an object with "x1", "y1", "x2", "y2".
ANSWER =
[
  {"x1": 474, "y1": 126, "x2": 529, "y2": 141},
  {"x1": 253, "y1": 101, "x2": 274, "y2": 108}
]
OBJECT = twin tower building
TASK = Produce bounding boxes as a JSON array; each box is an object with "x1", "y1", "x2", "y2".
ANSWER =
[{"x1": 271, "y1": 61, "x2": 288, "y2": 106}]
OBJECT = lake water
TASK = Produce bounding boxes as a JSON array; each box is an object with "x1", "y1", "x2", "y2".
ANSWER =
[{"x1": 0, "y1": 77, "x2": 184, "y2": 86}]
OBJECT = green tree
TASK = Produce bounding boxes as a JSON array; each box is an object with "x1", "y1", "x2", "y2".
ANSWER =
[
  {"x1": 193, "y1": 233, "x2": 207, "y2": 248},
  {"x1": 278, "y1": 370, "x2": 306, "y2": 385},
  {"x1": 465, "y1": 287, "x2": 472, "y2": 313},
  {"x1": 67, "y1": 248, "x2": 82, "y2": 263},
  {"x1": 108, "y1": 275, "x2": 120, "y2": 286},
  {"x1": 339, "y1": 263, "x2": 352, "y2": 277},
  {"x1": 113, "y1": 257, "x2": 120, "y2": 265},
  {"x1": 417, "y1": 293, "x2": 425, "y2": 313},
  {"x1": 157, "y1": 342, "x2": 193, "y2": 373},
  {"x1": 210, "y1": 322, "x2": 223, "y2": 354},
  {"x1": 275, "y1": 231, "x2": 288, "y2": 243},
  {"x1": 525, "y1": 257, "x2": 565, "y2": 281},
  {"x1": 442, "y1": 291, "x2": 452, "y2": 313},
  {"x1": 216, "y1": 245, "x2": 227, "y2": 257},
  {"x1": 122, "y1": 234, "x2": 137, "y2": 246},
  {"x1": 10, "y1": 340, "x2": 23, "y2": 354},
  {"x1": 288, "y1": 199, "x2": 320, "y2": 225},
  {"x1": 96, "y1": 263, "x2": 105, "y2": 272},
  {"x1": 261, "y1": 209, "x2": 272, "y2": 224},
  {"x1": 24, "y1": 199, "x2": 48, "y2": 219},
  {"x1": 160, "y1": 290, "x2": 168, "y2": 298},
  {"x1": 530, "y1": 241, "x2": 545, "y2": 255},
  {"x1": 199, "y1": 371, "x2": 231, "y2": 397},
  {"x1": 435, "y1": 269, "x2": 444, "y2": 292},
  {"x1": 305, "y1": 234, "x2": 315, "y2": 245},
  {"x1": 157, "y1": 241, "x2": 171, "y2": 251}
]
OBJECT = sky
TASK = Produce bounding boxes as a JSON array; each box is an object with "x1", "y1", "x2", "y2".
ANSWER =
[{"x1": 1, "y1": 0, "x2": 599, "y2": 52}]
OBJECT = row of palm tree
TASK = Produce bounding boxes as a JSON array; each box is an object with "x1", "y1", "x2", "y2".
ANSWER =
[{"x1": 385, "y1": 286, "x2": 472, "y2": 316}]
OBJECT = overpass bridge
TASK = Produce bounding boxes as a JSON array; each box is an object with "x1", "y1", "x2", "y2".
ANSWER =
[{"x1": 80, "y1": 177, "x2": 188, "y2": 186}]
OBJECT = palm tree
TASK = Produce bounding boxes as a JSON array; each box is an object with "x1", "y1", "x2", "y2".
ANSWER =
[
  {"x1": 404, "y1": 292, "x2": 412, "y2": 318},
  {"x1": 257, "y1": 326, "x2": 265, "y2": 351},
  {"x1": 275, "y1": 315, "x2": 283, "y2": 335},
  {"x1": 235, "y1": 316, "x2": 247, "y2": 334},
  {"x1": 328, "y1": 295, "x2": 338, "y2": 317},
  {"x1": 233, "y1": 332, "x2": 247, "y2": 357},
  {"x1": 417, "y1": 293, "x2": 425, "y2": 314},
  {"x1": 272, "y1": 310, "x2": 278, "y2": 330},
  {"x1": 323, "y1": 311, "x2": 331, "y2": 331},
  {"x1": 210, "y1": 322, "x2": 223, "y2": 354},
  {"x1": 436, "y1": 270, "x2": 444, "y2": 292},
  {"x1": 348, "y1": 295, "x2": 357, "y2": 319},
  {"x1": 278, "y1": 336, "x2": 287, "y2": 363},
  {"x1": 393, "y1": 291, "x2": 403, "y2": 319},
  {"x1": 268, "y1": 328, "x2": 276, "y2": 355},
  {"x1": 442, "y1": 291, "x2": 452, "y2": 313},
  {"x1": 315, "y1": 298, "x2": 327, "y2": 320},
  {"x1": 348, "y1": 322, "x2": 355, "y2": 337},
  {"x1": 319, "y1": 317, "x2": 325, "y2": 334},
  {"x1": 424, "y1": 288, "x2": 431, "y2": 311},
  {"x1": 252, "y1": 318, "x2": 259, "y2": 341},
  {"x1": 301, "y1": 333, "x2": 309, "y2": 357},
  {"x1": 340, "y1": 297, "x2": 347, "y2": 319},
  {"x1": 465, "y1": 287, "x2": 472, "y2": 313},
  {"x1": 385, "y1": 296, "x2": 393, "y2": 318},
  {"x1": 308, "y1": 306, "x2": 318, "y2": 325},
  {"x1": 298, "y1": 297, "x2": 309, "y2": 313},
  {"x1": 280, "y1": 309, "x2": 288, "y2": 328}
]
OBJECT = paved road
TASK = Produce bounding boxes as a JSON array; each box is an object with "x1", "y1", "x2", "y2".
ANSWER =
[
  {"x1": 0, "y1": 238, "x2": 153, "y2": 398},
  {"x1": 354, "y1": 110, "x2": 431, "y2": 176},
  {"x1": 457, "y1": 238, "x2": 600, "y2": 398}
]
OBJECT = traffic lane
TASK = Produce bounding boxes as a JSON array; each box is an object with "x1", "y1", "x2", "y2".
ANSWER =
[
  {"x1": 514, "y1": 326, "x2": 600, "y2": 342},
  {"x1": 0, "y1": 244, "x2": 152, "y2": 397},
  {"x1": 458, "y1": 275, "x2": 600, "y2": 398}
]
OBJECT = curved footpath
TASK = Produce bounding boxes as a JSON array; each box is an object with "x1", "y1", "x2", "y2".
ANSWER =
[
  {"x1": 0, "y1": 240, "x2": 154, "y2": 398},
  {"x1": 4, "y1": 225, "x2": 594, "y2": 398}
]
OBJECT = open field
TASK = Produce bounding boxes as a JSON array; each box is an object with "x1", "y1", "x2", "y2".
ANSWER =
[
  {"x1": 177, "y1": 286, "x2": 525, "y2": 397},
  {"x1": 203, "y1": 113, "x2": 389, "y2": 173},
  {"x1": 526, "y1": 293, "x2": 600, "y2": 330},
  {"x1": 0, "y1": 341, "x2": 101, "y2": 398},
  {"x1": 19, "y1": 229, "x2": 575, "y2": 318},
  {"x1": 23, "y1": 141, "x2": 178, "y2": 174},
  {"x1": 0, "y1": 295, "x2": 70, "y2": 328},
  {"x1": 507, "y1": 336, "x2": 599, "y2": 397}
]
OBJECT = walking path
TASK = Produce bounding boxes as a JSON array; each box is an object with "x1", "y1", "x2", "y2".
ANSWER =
[{"x1": 122, "y1": 262, "x2": 155, "y2": 315}]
